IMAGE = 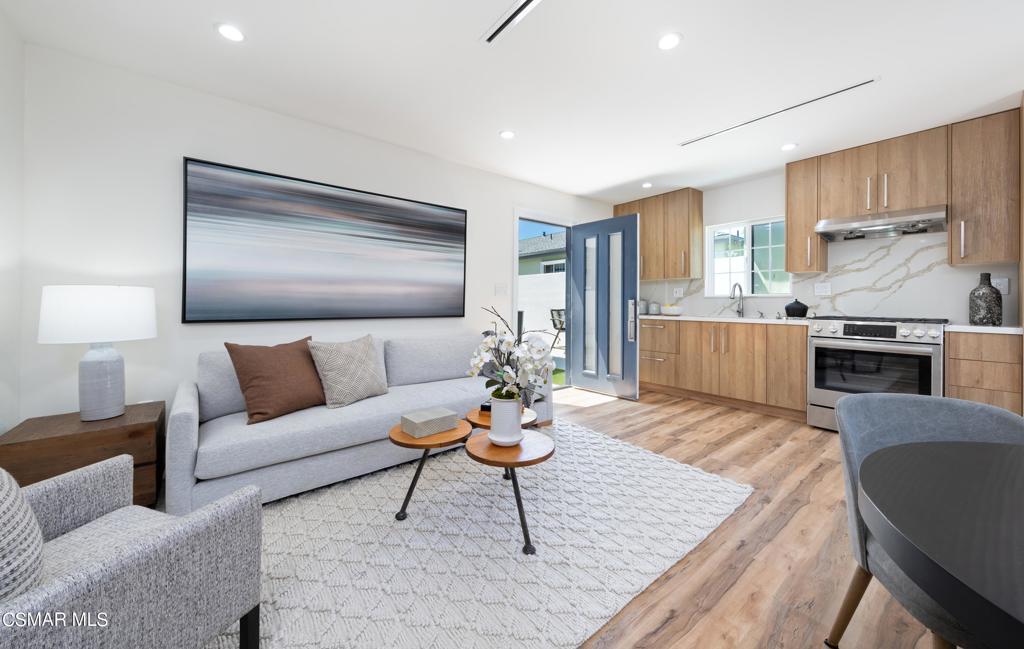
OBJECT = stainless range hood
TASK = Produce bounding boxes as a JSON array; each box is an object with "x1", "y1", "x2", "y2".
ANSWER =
[{"x1": 815, "y1": 205, "x2": 947, "y2": 241}]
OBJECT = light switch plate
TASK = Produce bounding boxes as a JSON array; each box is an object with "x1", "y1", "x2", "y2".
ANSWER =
[
  {"x1": 814, "y1": 282, "x2": 832, "y2": 296},
  {"x1": 992, "y1": 277, "x2": 1010, "y2": 295},
  {"x1": 672, "y1": 287, "x2": 687, "y2": 297}
]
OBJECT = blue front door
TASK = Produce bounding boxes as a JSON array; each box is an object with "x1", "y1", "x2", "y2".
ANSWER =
[{"x1": 568, "y1": 215, "x2": 639, "y2": 399}]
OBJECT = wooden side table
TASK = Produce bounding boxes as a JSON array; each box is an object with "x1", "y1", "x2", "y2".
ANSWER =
[
  {"x1": 388, "y1": 420, "x2": 472, "y2": 521},
  {"x1": 465, "y1": 429, "x2": 555, "y2": 555},
  {"x1": 0, "y1": 402, "x2": 166, "y2": 507}
]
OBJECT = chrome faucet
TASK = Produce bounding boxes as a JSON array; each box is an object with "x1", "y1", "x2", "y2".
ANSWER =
[{"x1": 730, "y1": 282, "x2": 744, "y2": 318}]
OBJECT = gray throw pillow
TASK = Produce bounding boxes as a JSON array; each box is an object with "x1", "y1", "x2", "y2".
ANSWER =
[
  {"x1": 0, "y1": 468, "x2": 43, "y2": 601},
  {"x1": 308, "y1": 336, "x2": 389, "y2": 408}
]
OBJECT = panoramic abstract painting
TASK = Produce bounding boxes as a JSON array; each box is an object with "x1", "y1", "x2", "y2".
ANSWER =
[{"x1": 183, "y1": 159, "x2": 466, "y2": 322}]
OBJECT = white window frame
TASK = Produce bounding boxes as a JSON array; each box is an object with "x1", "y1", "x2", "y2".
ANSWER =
[
  {"x1": 704, "y1": 217, "x2": 791, "y2": 298},
  {"x1": 541, "y1": 258, "x2": 567, "y2": 273}
]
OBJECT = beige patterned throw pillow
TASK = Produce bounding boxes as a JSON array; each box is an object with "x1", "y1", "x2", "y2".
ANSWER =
[
  {"x1": 308, "y1": 336, "x2": 389, "y2": 408},
  {"x1": 0, "y1": 468, "x2": 43, "y2": 601}
]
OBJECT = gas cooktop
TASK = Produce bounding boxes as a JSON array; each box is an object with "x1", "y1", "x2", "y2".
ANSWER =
[{"x1": 810, "y1": 315, "x2": 949, "y2": 325}]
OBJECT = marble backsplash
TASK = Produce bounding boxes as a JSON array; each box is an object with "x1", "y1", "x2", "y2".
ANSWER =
[{"x1": 640, "y1": 232, "x2": 1020, "y2": 325}]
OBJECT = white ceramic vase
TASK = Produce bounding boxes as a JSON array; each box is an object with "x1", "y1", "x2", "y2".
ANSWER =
[{"x1": 488, "y1": 396, "x2": 524, "y2": 447}]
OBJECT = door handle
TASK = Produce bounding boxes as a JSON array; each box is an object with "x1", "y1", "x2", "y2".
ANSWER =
[
  {"x1": 883, "y1": 173, "x2": 889, "y2": 208},
  {"x1": 866, "y1": 176, "x2": 872, "y2": 210},
  {"x1": 959, "y1": 220, "x2": 965, "y2": 259},
  {"x1": 627, "y1": 299, "x2": 636, "y2": 342}
]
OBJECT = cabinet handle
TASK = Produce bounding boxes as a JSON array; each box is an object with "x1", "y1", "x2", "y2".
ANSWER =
[
  {"x1": 640, "y1": 255, "x2": 644, "y2": 277},
  {"x1": 710, "y1": 327, "x2": 716, "y2": 353},
  {"x1": 722, "y1": 325, "x2": 728, "y2": 354},
  {"x1": 883, "y1": 173, "x2": 889, "y2": 208},
  {"x1": 641, "y1": 324, "x2": 664, "y2": 329},
  {"x1": 806, "y1": 236, "x2": 811, "y2": 267},
  {"x1": 681, "y1": 251, "x2": 686, "y2": 275},
  {"x1": 959, "y1": 220, "x2": 965, "y2": 259},
  {"x1": 640, "y1": 356, "x2": 665, "y2": 362},
  {"x1": 866, "y1": 176, "x2": 872, "y2": 210}
]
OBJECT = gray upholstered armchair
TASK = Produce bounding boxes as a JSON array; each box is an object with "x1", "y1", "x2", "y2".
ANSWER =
[
  {"x1": 826, "y1": 393, "x2": 1024, "y2": 649},
  {"x1": 0, "y1": 455, "x2": 262, "y2": 649}
]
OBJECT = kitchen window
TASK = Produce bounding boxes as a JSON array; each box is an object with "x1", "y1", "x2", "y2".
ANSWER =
[{"x1": 704, "y1": 218, "x2": 791, "y2": 297}]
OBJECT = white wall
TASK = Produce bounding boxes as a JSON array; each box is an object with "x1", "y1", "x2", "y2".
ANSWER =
[
  {"x1": 642, "y1": 171, "x2": 1020, "y2": 324},
  {"x1": 18, "y1": 45, "x2": 610, "y2": 419},
  {"x1": 0, "y1": 12, "x2": 23, "y2": 432}
]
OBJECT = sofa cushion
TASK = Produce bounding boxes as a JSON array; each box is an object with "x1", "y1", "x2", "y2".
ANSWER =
[
  {"x1": 196, "y1": 351, "x2": 247, "y2": 423},
  {"x1": 194, "y1": 376, "x2": 488, "y2": 480},
  {"x1": 0, "y1": 468, "x2": 43, "y2": 601},
  {"x1": 385, "y1": 334, "x2": 482, "y2": 387},
  {"x1": 308, "y1": 336, "x2": 388, "y2": 408},
  {"x1": 225, "y1": 337, "x2": 326, "y2": 424}
]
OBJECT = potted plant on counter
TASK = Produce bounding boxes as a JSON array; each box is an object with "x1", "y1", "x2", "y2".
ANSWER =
[{"x1": 468, "y1": 307, "x2": 556, "y2": 446}]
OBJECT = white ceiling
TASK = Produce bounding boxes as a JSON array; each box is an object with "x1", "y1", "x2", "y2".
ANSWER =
[{"x1": 3, "y1": 0, "x2": 1024, "y2": 205}]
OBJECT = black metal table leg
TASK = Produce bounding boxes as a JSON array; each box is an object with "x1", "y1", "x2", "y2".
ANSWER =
[
  {"x1": 395, "y1": 449, "x2": 429, "y2": 521},
  {"x1": 503, "y1": 467, "x2": 511, "y2": 480},
  {"x1": 508, "y1": 467, "x2": 535, "y2": 555}
]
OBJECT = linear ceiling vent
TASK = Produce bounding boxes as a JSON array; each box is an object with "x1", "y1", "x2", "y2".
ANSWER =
[
  {"x1": 677, "y1": 79, "x2": 876, "y2": 148},
  {"x1": 483, "y1": 0, "x2": 546, "y2": 43}
]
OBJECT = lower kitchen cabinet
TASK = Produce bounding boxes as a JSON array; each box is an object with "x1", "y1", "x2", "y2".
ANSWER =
[
  {"x1": 766, "y1": 325, "x2": 808, "y2": 410},
  {"x1": 639, "y1": 351, "x2": 677, "y2": 385},
  {"x1": 945, "y1": 332, "x2": 1023, "y2": 414},
  {"x1": 677, "y1": 321, "x2": 704, "y2": 391},
  {"x1": 717, "y1": 323, "x2": 767, "y2": 403}
]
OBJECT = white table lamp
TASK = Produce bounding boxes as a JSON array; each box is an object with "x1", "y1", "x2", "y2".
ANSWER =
[{"x1": 38, "y1": 285, "x2": 157, "y2": 421}]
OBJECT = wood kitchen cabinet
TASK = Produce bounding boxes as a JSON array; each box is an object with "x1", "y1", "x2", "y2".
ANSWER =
[
  {"x1": 950, "y1": 109, "x2": 1021, "y2": 265},
  {"x1": 717, "y1": 323, "x2": 767, "y2": 403},
  {"x1": 700, "y1": 322, "x2": 721, "y2": 396},
  {"x1": 785, "y1": 157, "x2": 827, "y2": 273},
  {"x1": 766, "y1": 325, "x2": 808, "y2": 410},
  {"x1": 876, "y1": 126, "x2": 948, "y2": 211},
  {"x1": 676, "y1": 321, "x2": 704, "y2": 392},
  {"x1": 639, "y1": 319, "x2": 677, "y2": 353},
  {"x1": 945, "y1": 331, "x2": 1023, "y2": 414},
  {"x1": 615, "y1": 188, "x2": 703, "y2": 281}
]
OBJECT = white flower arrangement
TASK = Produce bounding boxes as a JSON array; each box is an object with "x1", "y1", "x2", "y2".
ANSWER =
[{"x1": 468, "y1": 307, "x2": 557, "y2": 406}]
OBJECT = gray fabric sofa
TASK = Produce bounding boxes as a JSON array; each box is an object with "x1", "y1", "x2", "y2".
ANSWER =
[
  {"x1": 167, "y1": 334, "x2": 552, "y2": 515},
  {"x1": 0, "y1": 455, "x2": 261, "y2": 649}
]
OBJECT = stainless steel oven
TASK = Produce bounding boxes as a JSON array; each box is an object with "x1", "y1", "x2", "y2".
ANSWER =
[{"x1": 806, "y1": 317, "x2": 946, "y2": 431}]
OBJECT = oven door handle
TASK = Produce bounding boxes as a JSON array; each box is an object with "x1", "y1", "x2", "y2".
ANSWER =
[{"x1": 811, "y1": 338, "x2": 940, "y2": 356}]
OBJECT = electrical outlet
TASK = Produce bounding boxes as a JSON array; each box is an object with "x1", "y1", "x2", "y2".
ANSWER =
[
  {"x1": 672, "y1": 287, "x2": 687, "y2": 298},
  {"x1": 992, "y1": 277, "x2": 1010, "y2": 295},
  {"x1": 814, "y1": 282, "x2": 832, "y2": 296}
]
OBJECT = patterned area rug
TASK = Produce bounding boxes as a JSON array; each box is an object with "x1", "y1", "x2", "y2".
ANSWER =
[{"x1": 208, "y1": 420, "x2": 752, "y2": 649}]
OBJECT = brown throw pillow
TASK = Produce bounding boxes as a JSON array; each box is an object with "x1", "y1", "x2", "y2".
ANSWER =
[{"x1": 224, "y1": 337, "x2": 326, "y2": 424}]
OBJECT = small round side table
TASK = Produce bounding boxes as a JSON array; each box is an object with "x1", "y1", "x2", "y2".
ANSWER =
[
  {"x1": 388, "y1": 420, "x2": 472, "y2": 521},
  {"x1": 465, "y1": 429, "x2": 554, "y2": 555}
]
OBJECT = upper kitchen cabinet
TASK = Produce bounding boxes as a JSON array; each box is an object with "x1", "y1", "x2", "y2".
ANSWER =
[
  {"x1": 663, "y1": 188, "x2": 703, "y2": 279},
  {"x1": 818, "y1": 143, "x2": 877, "y2": 219},
  {"x1": 614, "y1": 187, "x2": 704, "y2": 281},
  {"x1": 876, "y1": 126, "x2": 948, "y2": 211},
  {"x1": 950, "y1": 109, "x2": 1021, "y2": 265},
  {"x1": 785, "y1": 157, "x2": 827, "y2": 273}
]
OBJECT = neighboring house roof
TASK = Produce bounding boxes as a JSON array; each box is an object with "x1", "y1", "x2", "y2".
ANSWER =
[{"x1": 519, "y1": 231, "x2": 567, "y2": 257}]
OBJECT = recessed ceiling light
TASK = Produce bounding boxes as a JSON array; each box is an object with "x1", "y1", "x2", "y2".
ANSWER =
[
  {"x1": 657, "y1": 33, "x2": 682, "y2": 51},
  {"x1": 781, "y1": 142, "x2": 799, "y2": 152},
  {"x1": 499, "y1": 130, "x2": 516, "y2": 140},
  {"x1": 642, "y1": 182, "x2": 653, "y2": 189},
  {"x1": 217, "y1": 24, "x2": 245, "y2": 42}
]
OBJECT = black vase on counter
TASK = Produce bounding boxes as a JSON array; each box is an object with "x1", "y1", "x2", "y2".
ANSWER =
[
  {"x1": 969, "y1": 273, "x2": 1002, "y2": 326},
  {"x1": 784, "y1": 299, "x2": 809, "y2": 318}
]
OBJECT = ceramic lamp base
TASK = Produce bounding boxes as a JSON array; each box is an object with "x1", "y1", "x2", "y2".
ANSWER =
[
  {"x1": 79, "y1": 343, "x2": 126, "y2": 422},
  {"x1": 488, "y1": 396, "x2": 525, "y2": 447}
]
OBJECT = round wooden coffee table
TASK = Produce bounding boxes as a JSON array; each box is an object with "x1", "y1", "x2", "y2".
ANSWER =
[
  {"x1": 465, "y1": 429, "x2": 554, "y2": 555},
  {"x1": 388, "y1": 420, "x2": 471, "y2": 521}
]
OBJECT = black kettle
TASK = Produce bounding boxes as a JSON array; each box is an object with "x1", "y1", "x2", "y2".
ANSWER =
[{"x1": 784, "y1": 299, "x2": 809, "y2": 318}]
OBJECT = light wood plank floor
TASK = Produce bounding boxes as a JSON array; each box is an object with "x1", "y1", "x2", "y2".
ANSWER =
[{"x1": 552, "y1": 388, "x2": 932, "y2": 649}]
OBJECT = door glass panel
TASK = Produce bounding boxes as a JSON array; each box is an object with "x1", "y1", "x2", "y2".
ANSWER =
[
  {"x1": 814, "y1": 348, "x2": 932, "y2": 395},
  {"x1": 608, "y1": 232, "x2": 622, "y2": 377},
  {"x1": 584, "y1": 236, "x2": 597, "y2": 373}
]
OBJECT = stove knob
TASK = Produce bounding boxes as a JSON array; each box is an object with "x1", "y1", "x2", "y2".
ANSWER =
[
  {"x1": 899, "y1": 328, "x2": 911, "y2": 337},
  {"x1": 812, "y1": 324, "x2": 823, "y2": 332},
  {"x1": 828, "y1": 325, "x2": 839, "y2": 334},
  {"x1": 927, "y1": 329, "x2": 941, "y2": 339},
  {"x1": 912, "y1": 329, "x2": 926, "y2": 338}
]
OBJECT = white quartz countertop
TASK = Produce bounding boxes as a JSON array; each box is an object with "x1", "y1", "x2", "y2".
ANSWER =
[
  {"x1": 944, "y1": 324, "x2": 1024, "y2": 335},
  {"x1": 639, "y1": 314, "x2": 809, "y2": 326}
]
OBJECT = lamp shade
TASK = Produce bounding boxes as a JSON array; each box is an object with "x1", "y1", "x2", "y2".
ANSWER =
[{"x1": 38, "y1": 285, "x2": 157, "y2": 344}]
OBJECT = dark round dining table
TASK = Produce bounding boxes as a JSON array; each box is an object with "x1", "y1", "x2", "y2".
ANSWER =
[{"x1": 858, "y1": 442, "x2": 1024, "y2": 648}]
